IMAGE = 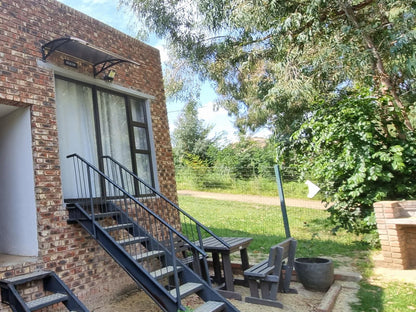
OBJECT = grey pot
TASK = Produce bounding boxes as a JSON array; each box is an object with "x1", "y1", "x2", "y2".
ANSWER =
[{"x1": 294, "y1": 257, "x2": 334, "y2": 292}]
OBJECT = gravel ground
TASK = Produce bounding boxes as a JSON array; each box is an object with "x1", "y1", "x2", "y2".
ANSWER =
[
  {"x1": 92, "y1": 279, "x2": 359, "y2": 312},
  {"x1": 92, "y1": 255, "x2": 361, "y2": 312}
]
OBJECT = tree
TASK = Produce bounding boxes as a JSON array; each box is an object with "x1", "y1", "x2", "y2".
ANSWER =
[
  {"x1": 281, "y1": 87, "x2": 416, "y2": 235},
  {"x1": 122, "y1": 0, "x2": 416, "y2": 135},
  {"x1": 122, "y1": 0, "x2": 416, "y2": 234},
  {"x1": 215, "y1": 137, "x2": 276, "y2": 179},
  {"x1": 172, "y1": 100, "x2": 219, "y2": 166}
]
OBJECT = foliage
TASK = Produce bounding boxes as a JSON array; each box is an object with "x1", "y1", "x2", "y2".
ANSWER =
[
  {"x1": 123, "y1": 0, "x2": 416, "y2": 135},
  {"x1": 123, "y1": 0, "x2": 416, "y2": 234},
  {"x1": 214, "y1": 137, "x2": 276, "y2": 179},
  {"x1": 280, "y1": 88, "x2": 416, "y2": 235},
  {"x1": 172, "y1": 100, "x2": 220, "y2": 166}
]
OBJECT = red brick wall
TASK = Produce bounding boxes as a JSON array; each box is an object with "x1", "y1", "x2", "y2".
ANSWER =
[
  {"x1": 0, "y1": 0, "x2": 176, "y2": 309},
  {"x1": 406, "y1": 227, "x2": 416, "y2": 268},
  {"x1": 374, "y1": 201, "x2": 416, "y2": 270}
]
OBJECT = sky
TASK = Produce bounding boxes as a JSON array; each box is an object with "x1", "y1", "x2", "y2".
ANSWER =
[{"x1": 56, "y1": 0, "x2": 270, "y2": 144}]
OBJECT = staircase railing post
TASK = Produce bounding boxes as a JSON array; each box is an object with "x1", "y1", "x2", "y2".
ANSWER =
[
  {"x1": 169, "y1": 231, "x2": 181, "y2": 309},
  {"x1": 87, "y1": 166, "x2": 96, "y2": 238},
  {"x1": 196, "y1": 225, "x2": 211, "y2": 285}
]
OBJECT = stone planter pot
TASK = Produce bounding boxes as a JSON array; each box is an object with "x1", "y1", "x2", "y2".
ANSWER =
[{"x1": 294, "y1": 257, "x2": 334, "y2": 292}]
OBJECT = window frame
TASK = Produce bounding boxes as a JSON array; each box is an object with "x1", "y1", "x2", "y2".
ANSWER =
[{"x1": 55, "y1": 75, "x2": 157, "y2": 192}]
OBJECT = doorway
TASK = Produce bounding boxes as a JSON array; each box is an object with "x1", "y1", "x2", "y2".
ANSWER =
[{"x1": 0, "y1": 105, "x2": 38, "y2": 257}]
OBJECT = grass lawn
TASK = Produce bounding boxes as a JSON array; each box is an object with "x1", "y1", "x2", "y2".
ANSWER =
[
  {"x1": 178, "y1": 194, "x2": 416, "y2": 312},
  {"x1": 179, "y1": 195, "x2": 367, "y2": 259}
]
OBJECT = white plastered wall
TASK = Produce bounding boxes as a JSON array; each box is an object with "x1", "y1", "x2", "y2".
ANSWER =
[{"x1": 0, "y1": 106, "x2": 38, "y2": 256}]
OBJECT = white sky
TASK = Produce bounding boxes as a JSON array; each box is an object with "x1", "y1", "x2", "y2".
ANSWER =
[{"x1": 56, "y1": 0, "x2": 270, "y2": 143}]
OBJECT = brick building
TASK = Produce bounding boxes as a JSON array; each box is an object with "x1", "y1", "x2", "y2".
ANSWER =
[{"x1": 0, "y1": 0, "x2": 179, "y2": 310}]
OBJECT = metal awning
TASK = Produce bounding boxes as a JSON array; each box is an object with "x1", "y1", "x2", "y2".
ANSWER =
[{"x1": 41, "y1": 37, "x2": 140, "y2": 77}]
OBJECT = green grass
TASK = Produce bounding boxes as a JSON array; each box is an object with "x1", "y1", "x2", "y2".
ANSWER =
[
  {"x1": 178, "y1": 195, "x2": 366, "y2": 258},
  {"x1": 352, "y1": 281, "x2": 416, "y2": 312}
]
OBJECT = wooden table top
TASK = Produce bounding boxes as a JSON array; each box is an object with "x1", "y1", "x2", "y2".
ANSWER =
[{"x1": 200, "y1": 236, "x2": 253, "y2": 252}]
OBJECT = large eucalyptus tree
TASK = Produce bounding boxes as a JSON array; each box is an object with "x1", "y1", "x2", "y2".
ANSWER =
[
  {"x1": 123, "y1": 0, "x2": 415, "y2": 134},
  {"x1": 123, "y1": 0, "x2": 416, "y2": 235}
]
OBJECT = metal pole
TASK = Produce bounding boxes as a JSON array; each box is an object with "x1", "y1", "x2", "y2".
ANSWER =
[{"x1": 274, "y1": 164, "x2": 291, "y2": 238}]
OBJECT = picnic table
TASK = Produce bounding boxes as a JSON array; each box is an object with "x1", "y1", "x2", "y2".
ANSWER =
[{"x1": 200, "y1": 236, "x2": 253, "y2": 298}]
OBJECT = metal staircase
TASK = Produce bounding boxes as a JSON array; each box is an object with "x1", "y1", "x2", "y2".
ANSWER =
[
  {"x1": 0, "y1": 270, "x2": 89, "y2": 312},
  {"x1": 65, "y1": 154, "x2": 239, "y2": 312},
  {"x1": 100, "y1": 155, "x2": 232, "y2": 251}
]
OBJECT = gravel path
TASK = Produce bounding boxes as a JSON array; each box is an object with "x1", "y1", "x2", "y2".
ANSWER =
[{"x1": 178, "y1": 190, "x2": 327, "y2": 210}]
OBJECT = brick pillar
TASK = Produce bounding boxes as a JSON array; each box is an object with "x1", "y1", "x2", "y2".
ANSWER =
[{"x1": 374, "y1": 201, "x2": 409, "y2": 269}]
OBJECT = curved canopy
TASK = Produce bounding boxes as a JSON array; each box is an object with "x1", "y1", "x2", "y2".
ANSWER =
[{"x1": 41, "y1": 37, "x2": 140, "y2": 77}]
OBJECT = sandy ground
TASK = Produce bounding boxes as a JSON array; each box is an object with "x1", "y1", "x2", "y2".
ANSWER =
[
  {"x1": 91, "y1": 191, "x2": 416, "y2": 311},
  {"x1": 92, "y1": 278, "x2": 359, "y2": 312},
  {"x1": 92, "y1": 274, "x2": 360, "y2": 312}
]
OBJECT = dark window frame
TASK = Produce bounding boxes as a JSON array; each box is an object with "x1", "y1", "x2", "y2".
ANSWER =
[{"x1": 55, "y1": 75, "x2": 156, "y2": 190}]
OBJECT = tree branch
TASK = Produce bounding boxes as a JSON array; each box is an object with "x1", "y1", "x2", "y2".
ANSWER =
[{"x1": 339, "y1": 0, "x2": 413, "y2": 131}]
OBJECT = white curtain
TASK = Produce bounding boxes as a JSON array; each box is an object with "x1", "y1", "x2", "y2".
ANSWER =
[
  {"x1": 136, "y1": 153, "x2": 152, "y2": 185},
  {"x1": 56, "y1": 79, "x2": 98, "y2": 199},
  {"x1": 98, "y1": 90, "x2": 133, "y2": 170}
]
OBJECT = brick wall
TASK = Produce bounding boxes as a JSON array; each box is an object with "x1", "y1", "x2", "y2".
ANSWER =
[
  {"x1": 0, "y1": 0, "x2": 176, "y2": 309},
  {"x1": 374, "y1": 201, "x2": 416, "y2": 270}
]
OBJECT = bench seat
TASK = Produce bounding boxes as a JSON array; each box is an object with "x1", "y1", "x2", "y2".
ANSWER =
[{"x1": 244, "y1": 237, "x2": 297, "y2": 308}]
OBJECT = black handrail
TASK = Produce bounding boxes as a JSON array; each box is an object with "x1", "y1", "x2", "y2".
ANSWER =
[
  {"x1": 66, "y1": 153, "x2": 210, "y2": 307},
  {"x1": 101, "y1": 155, "x2": 230, "y2": 250}
]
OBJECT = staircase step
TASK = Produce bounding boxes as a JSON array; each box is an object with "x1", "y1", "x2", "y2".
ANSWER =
[
  {"x1": 27, "y1": 293, "x2": 68, "y2": 310},
  {"x1": 193, "y1": 301, "x2": 225, "y2": 312},
  {"x1": 133, "y1": 250, "x2": 165, "y2": 262},
  {"x1": 150, "y1": 266, "x2": 182, "y2": 280},
  {"x1": 103, "y1": 223, "x2": 133, "y2": 231},
  {"x1": 94, "y1": 211, "x2": 120, "y2": 219},
  {"x1": 169, "y1": 282, "x2": 203, "y2": 299},
  {"x1": 117, "y1": 236, "x2": 147, "y2": 246},
  {"x1": 0, "y1": 271, "x2": 50, "y2": 285}
]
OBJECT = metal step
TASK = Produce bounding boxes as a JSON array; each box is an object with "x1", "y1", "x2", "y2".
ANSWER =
[
  {"x1": 193, "y1": 301, "x2": 225, "y2": 312},
  {"x1": 103, "y1": 223, "x2": 133, "y2": 231},
  {"x1": 150, "y1": 266, "x2": 182, "y2": 280},
  {"x1": 0, "y1": 271, "x2": 50, "y2": 285},
  {"x1": 117, "y1": 236, "x2": 147, "y2": 246},
  {"x1": 94, "y1": 211, "x2": 120, "y2": 219},
  {"x1": 169, "y1": 282, "x2": 203, "y2": 299},
  {"x1": 67, "y1": 198, "x2": 238, "y2": 312},
  {"x1": 27, "y1": 293, "x2": 68, "y2": 310},
  {"x1": 133, "y1": 250, "x2": 164, "y2": 262}
]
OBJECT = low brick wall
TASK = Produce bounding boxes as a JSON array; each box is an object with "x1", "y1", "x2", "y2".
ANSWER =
[{"x1": 374, "y1": 201, "x2": 416, "y2": 269}]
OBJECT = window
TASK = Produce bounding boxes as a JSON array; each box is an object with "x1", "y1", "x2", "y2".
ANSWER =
[
  {"x1": 129, "y1": 98, "x2": 154, "y2": 187},
  {"x1": 55, "y1": 76, "x2": 156, "y2": 199}
]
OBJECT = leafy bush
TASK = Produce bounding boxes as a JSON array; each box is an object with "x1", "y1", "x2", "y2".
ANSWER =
[
  {"x1": 280, "y1": 88, "x2": 416, "y2": 238},
  {"x1": 214, "y1": 137, "x2": 276, "y2": 179}
]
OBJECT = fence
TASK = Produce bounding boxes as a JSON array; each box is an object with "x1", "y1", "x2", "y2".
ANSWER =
[{"x1": 175, "y1": 165, "x2": 331, "y2": 258}]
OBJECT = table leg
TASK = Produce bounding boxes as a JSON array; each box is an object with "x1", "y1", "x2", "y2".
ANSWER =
[
  {"x1": 221, "y1": 252, "x2": 234, "y2": 292},
  {"x1": 212, "y1": 252, "x2": 222, "y2": 284},
  {"x1": 240, "y1": 248, "x2": 250, "y2": 271}
]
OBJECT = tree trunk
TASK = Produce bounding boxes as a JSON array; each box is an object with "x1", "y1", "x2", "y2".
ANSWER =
[{"x1": 339, "y1": 0, "x2": 413, "y2": 131}]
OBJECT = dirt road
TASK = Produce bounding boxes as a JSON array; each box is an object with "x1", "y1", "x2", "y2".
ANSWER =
[{"x1": 178, "y1": 190, "x2": 327, "y2": 210}]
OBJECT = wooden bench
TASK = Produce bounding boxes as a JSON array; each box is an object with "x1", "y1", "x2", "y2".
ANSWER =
[{"x1": 243, "y1": 237, "x2": 297, "y2": 308}]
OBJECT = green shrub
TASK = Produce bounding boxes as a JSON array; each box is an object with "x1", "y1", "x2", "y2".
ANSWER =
[{"x1": 280, "y1": 88, "x2": 416, "y2": 236}]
